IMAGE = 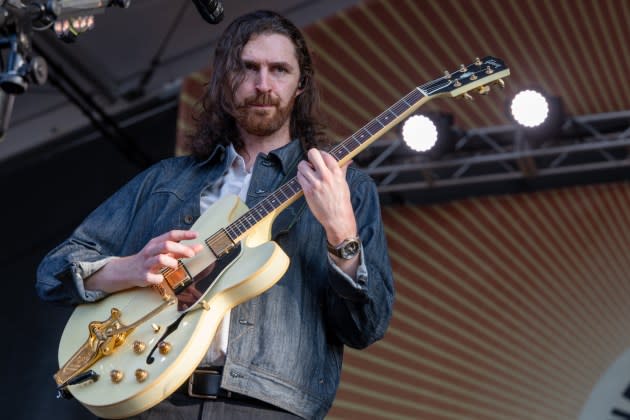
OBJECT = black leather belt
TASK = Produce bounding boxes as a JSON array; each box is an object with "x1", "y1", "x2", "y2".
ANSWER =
[
  {"x1": 178, "y1": 367, "x2": 266, "y2": 405},
  {"x1": 186, "y1": 367, "x2": 224, "y2": 399}
]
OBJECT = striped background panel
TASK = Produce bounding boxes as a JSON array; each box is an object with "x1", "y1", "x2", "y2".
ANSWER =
[
  {"x1": 328, "y1": 181, "x2": 630, "y2": 419},
  {"x1": 174, "y1": 0, "x2": 630, "y2": 154}
]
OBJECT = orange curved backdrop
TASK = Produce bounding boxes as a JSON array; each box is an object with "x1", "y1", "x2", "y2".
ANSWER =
[{"x1": 329, "y1": 182, "x2": 630, "y2": 419}]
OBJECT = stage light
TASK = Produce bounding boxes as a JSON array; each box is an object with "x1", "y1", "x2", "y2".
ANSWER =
[
  {"x1": 402, "y1": 114, "x2": 438, "y2": 152},
  {"x1": 510, "y1": 89, "x2": 549, "y2": 128},
  {"x1": 54, "y1": 15, "x2": 95, "y2": 42}
]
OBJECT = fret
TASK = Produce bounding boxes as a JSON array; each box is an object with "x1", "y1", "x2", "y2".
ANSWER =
[
  {"x1": 240, "y1": 215, "x2": 254, "y2": 229},
  {"x1": 365, "y1": 120, "x2": 382, "y2": 133},
  {"x1": 375, "y1": 108, "x2": 398, "y2": 128},
  {"x1": 254, "y1": 204, "x2": 266, "y2": 217},
  {"x1": 337, "y1": 142, "x2": 351, "y2": 156},
  {"x1": 276, "y1": 186, "x2": 291, "y2": 200},
  {"x1": 355, "y1": 127, "x2": 372, "y2": 141},
  {"x1": 372, "y1": 115, "x2": 387, "y2": 128},
  {"x1": 399, "y1": 96, "x2": 412, "y2": 108}
]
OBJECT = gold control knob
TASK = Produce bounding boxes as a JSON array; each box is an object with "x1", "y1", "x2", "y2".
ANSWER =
[
  {"x1": 133, "y1": 341, "x2": 146, "y2": 354},
  {"x1": 135, "y1": 369, "x2": 148, "y2": 383},
  {"x1": 110, "y1": 370, "x2": 124, "y2": 383},
  {"x1": 158, "y1": 341, "x2": 172, "y2": 355}
]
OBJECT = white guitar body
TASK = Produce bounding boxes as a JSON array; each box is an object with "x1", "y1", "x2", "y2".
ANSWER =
[{"x1": 57, "y1": 195, "x2": 290, "y2": 418}]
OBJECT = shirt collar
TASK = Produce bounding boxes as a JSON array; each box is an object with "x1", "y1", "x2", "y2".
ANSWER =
[{"x1": 268, "y1": 139, "x2": 305, "y2": 175}]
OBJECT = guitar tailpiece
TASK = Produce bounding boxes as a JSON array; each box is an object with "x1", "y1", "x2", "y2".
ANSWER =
[{"x1": 55, "y1": 369, "x2": 100, "y2": 399}]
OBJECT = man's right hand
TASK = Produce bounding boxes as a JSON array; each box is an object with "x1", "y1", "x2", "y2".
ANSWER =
[{"x1": 84, "y1": 230, "x2": 203, "y2": 293}]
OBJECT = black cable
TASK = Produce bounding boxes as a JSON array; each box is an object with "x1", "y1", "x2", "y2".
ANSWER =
[
  {"x1": 125, "y1": 1, "x2": 190, "y2": 99},
  {"x1": 32, "y1": 39, "x2": 153, "y2": 169}
]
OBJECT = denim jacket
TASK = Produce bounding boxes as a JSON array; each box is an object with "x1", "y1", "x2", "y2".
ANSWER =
[{"x1": 36, "y1": 139, "x2": 394, "y2": 419}]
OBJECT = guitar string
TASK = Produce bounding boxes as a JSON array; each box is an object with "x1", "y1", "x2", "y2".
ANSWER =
[{"x1": 163, "y1": 62, "x2": 497, "y2": 279}]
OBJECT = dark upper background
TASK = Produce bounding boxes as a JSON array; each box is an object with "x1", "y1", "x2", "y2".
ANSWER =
[{"x1": 1, "y1": 1, "x2": 628, "y2": 418}]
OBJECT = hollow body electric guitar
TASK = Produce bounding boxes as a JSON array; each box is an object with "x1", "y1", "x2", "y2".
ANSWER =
[{"x1": 54, "y1": 57, "x2": 509, "y2": 418}]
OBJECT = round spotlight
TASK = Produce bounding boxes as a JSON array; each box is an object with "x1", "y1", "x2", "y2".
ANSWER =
[
  {"x1": 510, "y1": 90, "x2": 549, "y2": 128},
  {"x1": 402, "y1": 114, "x2": 438, "y2": 152}
]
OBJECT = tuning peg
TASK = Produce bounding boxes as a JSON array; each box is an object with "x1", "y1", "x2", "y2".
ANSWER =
[
  {"x1": 462, "y1": 93, "x2": 474, "y2": 101},
  {"x1": 459, "y1": 64, "x2": 466, "y2": 72},
  {"x1": 485, "y1": 66, "x2": 494, "y2": 75},
  {"x1": 474, "y1": 57, "x2": 482, "y2": 66},
  {"x1": 477, "y1": 85, "x2": 491, "y2": 95},
  {"x1": 494, "y1": 78, "x2": 506, "y2": 89},
  {"x1": 443, "y1": 70, "x2": 451, "y2": 79}
]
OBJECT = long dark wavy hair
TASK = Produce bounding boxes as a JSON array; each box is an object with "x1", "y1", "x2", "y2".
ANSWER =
[{"x1": 188, "y1": 10, "x2": 330, "y2": 159}]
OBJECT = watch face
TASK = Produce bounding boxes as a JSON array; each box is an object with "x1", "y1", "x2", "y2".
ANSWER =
[{"x1": 340, "y1": 240, "x2": 360, "y2": 259}]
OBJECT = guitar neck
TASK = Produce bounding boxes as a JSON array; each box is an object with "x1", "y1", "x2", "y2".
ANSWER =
[
  {"x1": 221, "y1": 55, "x2": 510, "y2": 244},
  {"x1": 222, "y1": 88, "x2": 432, "y2": 243}
]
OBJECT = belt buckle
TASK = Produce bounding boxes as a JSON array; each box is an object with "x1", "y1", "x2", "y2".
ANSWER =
[{"x1": 187, "y1": 368, "x2": 221, "y2": 399}]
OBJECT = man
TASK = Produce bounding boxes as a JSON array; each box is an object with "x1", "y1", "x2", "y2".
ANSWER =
[{"x1": 37, "y1": 10, "x2": 394, "y2": 420}]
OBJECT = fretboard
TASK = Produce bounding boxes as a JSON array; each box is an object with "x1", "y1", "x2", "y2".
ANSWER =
[{"x1": 223, "y1": 87, "x2": 431, "y2": 242}]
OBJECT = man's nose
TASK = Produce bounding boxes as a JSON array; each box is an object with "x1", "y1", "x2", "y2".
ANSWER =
[{"x1": 255, "y1": 68, "x2": 271, "y2": 92}]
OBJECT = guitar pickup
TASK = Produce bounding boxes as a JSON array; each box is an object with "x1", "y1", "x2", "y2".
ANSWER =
[{"x1": 162, "y1": 263, "x2": 193, "y2": 292}]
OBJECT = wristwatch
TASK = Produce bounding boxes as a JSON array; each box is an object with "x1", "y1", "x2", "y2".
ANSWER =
[{"x1": 327, "y1": 236, "x2": 361, "y2": 260}]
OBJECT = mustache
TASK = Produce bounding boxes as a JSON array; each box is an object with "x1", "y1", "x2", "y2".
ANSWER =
[{"x1": 238, "y1": 93, "x2": 280, "y2": 108}]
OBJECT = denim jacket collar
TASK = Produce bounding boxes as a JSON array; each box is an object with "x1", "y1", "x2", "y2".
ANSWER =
[
  {"x1": 195, "y1": 143, "x2": 228, "y2": 169},
  {"x1": 197, "y1": 139, "x2": 305, "y2": 176},
  {"x1": 268, "y1": 139, "x2": 305, "y2": 176}
]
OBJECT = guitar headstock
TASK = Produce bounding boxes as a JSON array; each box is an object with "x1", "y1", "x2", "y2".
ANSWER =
[{"x1": 424, "y1": 56, "x2": 510, "y2": 100}]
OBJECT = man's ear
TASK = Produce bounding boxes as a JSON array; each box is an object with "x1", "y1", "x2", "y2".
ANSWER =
[{"x1": 296, "y1": 77, "x2": 306, "y2": 95}]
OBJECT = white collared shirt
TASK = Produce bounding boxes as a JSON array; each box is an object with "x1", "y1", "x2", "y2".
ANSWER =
[{"x1": 199, "y1": 144, "x2": 251, "y2": 366}]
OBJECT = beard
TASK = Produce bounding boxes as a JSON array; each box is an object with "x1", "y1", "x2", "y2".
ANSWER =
[{"x1": 234, "y1": 92, "x2": 295, "y2": 137}]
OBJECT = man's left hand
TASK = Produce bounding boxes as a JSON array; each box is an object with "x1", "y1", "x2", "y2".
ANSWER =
[{"x1": 296, "y1": 148, "x2": 358, "y2": 246}]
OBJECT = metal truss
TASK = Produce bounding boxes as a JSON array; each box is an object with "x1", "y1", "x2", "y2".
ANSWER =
[{"x1": 357, "y1": 110, "x2": 630, "y2": 194}]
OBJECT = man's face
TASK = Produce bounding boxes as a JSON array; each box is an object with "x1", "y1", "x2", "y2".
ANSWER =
[{"x1": 232, "y1": 32, "x2": 302, "y2": 137}]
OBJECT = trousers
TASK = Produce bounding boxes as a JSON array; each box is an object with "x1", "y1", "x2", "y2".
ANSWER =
[{"x1": 117, "y1": 393, "x2": 302, "y2": 420}]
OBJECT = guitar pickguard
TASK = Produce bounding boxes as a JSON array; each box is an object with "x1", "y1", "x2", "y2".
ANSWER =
[{"x1": 175, "y1": 243, "x2": 242, "y2": 312}]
